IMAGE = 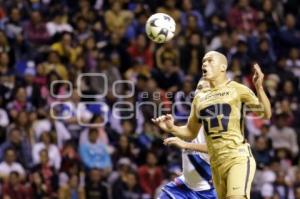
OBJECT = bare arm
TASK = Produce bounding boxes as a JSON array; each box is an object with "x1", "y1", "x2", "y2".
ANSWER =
[
  {"x1": 163, "y1": 137, "x2": 208, "y2": 153},
  {"x1": 256, "y1": 87, "x2": 272, "y2": 119},
  {"x1": 172, "y1": 114, "x2": 201, "y2": 141},
  {"x1": 152, "y1": 101, "x2": 201, "y2": 141},
  {"x1": 253, "y1": 64, "x2": 272, "y2": 119}
]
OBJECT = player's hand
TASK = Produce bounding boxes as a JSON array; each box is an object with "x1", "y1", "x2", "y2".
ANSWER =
[
  {"x1": 252, "y1": 63, "x2": 264, "y2": 89},
  {"x1": 163, "y1": 137, "x2": 187, "y2": 149},
  {"x1": 151, "y1": 114, "x2": 175, "y2": 133}
]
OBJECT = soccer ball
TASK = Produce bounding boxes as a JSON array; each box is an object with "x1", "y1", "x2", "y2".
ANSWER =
[{"x1": 145, "y1": 13, "x2": 176, "y2": 43}]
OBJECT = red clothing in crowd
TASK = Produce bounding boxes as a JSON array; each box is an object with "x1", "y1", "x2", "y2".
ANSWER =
[
  {"x1": 127, "y1": 44, "x2": 154, "y2": 69},
  {"x1": 138, "y1": 165, "x2": 163, "y2": 196},
  {"x1": 2, "y1": 183, "x2": 31, "y2": 199},
  {"x1": 227, "y1": 5, "x2": 258, "y2": 32}
]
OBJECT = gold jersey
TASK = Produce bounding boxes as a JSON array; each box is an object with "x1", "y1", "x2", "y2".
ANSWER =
[{"x1": 192, "y1": 80, "x2": 260, "y2": 166}]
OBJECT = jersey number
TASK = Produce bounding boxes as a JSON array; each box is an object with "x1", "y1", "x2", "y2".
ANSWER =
[{"x1": 199, "y1": 103, "x2": 231, "y2": 136}]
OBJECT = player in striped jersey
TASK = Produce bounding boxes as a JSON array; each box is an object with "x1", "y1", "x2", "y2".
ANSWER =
[
  {"x1": 158, "y1": 79, "x2": 216, "y2": 199},
  {"x1": 158, "y1": 128, "x2": 216, "y2": 199}
]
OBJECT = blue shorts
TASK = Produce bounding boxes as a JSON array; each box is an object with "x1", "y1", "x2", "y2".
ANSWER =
[{"x1": 158, "y1": 178, "x2": 217, "y2": 199}]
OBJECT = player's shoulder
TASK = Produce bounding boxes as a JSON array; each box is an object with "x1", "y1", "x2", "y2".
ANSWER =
[{"x1": 227, "y1": 81, "x2": 251, "y2": 92}]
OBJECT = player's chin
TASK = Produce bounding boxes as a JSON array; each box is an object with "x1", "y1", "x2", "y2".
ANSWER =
[{"x1": 202, "y1": 75, "x2": 211, "y2": 80}]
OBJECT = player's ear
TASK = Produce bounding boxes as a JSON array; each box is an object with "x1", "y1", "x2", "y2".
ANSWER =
[{"x1": 220, "y1": 64, "x2": 227, "y2": 72}]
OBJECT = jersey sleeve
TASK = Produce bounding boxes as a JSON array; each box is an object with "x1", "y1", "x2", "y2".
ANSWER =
[{"x1": 237, "y1": 84, "x2": 261, "y2": 108}]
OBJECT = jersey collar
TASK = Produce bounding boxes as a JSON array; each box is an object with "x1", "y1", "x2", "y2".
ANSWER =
[{"x1": 210, "y1": 79, "x2": 232, "y2": 91}]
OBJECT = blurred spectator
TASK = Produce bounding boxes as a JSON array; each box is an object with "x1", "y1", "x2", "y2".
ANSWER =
[
  {"x1": 41, "y1": 51, "x2": 68, "y2": 81},
  {"x1": 275, "y1": 56, "x2": 296, "y2": 83},
  {"x1": 174, "y1": 76, "x2": 194, "y2": 120},
  {"x1": 259, "y1": 0, "x2": 281, "y2": 31},
  {"x1": 60, "y1": 143, "x2": 81, "y2": 171},
  {"x1": 79, "y1": 117, "x2": 110, "y2": 147},
  {"x1": 227, "y1": 0, "x2": 258, "y2": 33},
  {"x1": 82, "y1": 36, "x2": 97, "y2": 71},
  {"x1": 58, "y1": 174, "x2": 85, "y2": 199},
  {"x1": 230, "y1": 38, "x2": 252, "y2": 75},
  {"x1": 47, "y1": 13, "x2": 73, "y2": 37},
  {"x1": 32, "y1": 132, "x2": 61, "y2": 170},
  {"x1": 264, "y1": 74, "x2": 280, "y2": 103},
  {"x1": 31, "y1": 148, "x2": 58, "y2": 198},
  {"x1": 0, "y1": 97, "x2": 9, "y2": 124},
  {"x1": 157, "y1": 0, "x2": 181, "y2": 34},
  {"x1": 248, "y1": 20, "x2": 276, "y2": 63},
  {"x1": 279, "y1": 14, "x2": 300, "y2": 50},
  {"x1": 252, "y1": 135, "x2": 273, "y2": 169},
  {"x1": 180, "y1": 33, "x2": 205, "y2": 75},
  {"x1": 112, "y1": 170, "x2": 142, "y2": 199},
  {"x1": 2, "y1": 171, "x2": 31, "y2": 199},
  {"x1": 7, "y1": 87, "x2": 34, "y2": 119},
  {"x1": 155, "y1": 41, "x2": 179, "y2": 70},
  {"x1": 183, "y1": 14, "x2": 203, "y2": 38},
  {"x1": 33, "y1": 113, "x2": 71, "y2": 149},
  {"x1": 89, "y1": 55, "x2": 122, "y2": 95},
  {"x1": 3, "y1": 7, "x2": 23, "y2": 40},
  {"x1": 207, "y1": 30, "x2": 231, "y2": 56},
  {"x1": 286, "y1": 48, "x2": 300, "y2": 78},
  {"x1": 74, "y1": 16, "x2": 92, "y2": 44},
  {"x1": 85, "y1": 168, "x2": 109, "y2": 199},
  {"x1": 102, "y1": 32, "x2": 131, "y2": 73},
  {"x1": 109, "y1": 157, "x2": 135, "y2": 184},
  {"x1": 22, "y1": 66, "x2": 43, "y2": 107},
  {"x1": 23, "y1": 10, "x2": 50, "y2": 46},
  {"x1": 181, "y1": 0, "x2": 205, "y2": 31},
  {"x1": 0, "y1": 52, "x2": 12, "y2": 76},
  {"x1": 74, "y1": 0, "x2": 96, "y2": 23},
  {"x1": 112, "y1": 135, "x2": 137, "y2": 165},
  {"x1": 104, "y1": 1, "x2": 133, "y2": 38},
  {"x1": 294, "y1": 171, "x2": 300, "y2": 189},
  {"x1": 29, "y1": 171, "x2": 52, "y2": 198},
  {"x1": 271, "y1": 171, "x2": 294, "y2": 199},
  {"x1": 268, "y1": 113, "x2": 299, "y2": 157},
  {"x1": 51, "y1": 32, "x2": 81, "y2": 65},
  {"x1": 151, "y1": 58, "x2": 181, "y2": 92},
  {"x1": 295, "y1": 186, "x2": 300, "y2": 199},
  {"x1": 0, "y1": 148, "x2": 25, "y2": 180},
  {"x1": 79, "y1": 128, "x2": 112, "y2": 170},
  {"x1": 62, "y1": 88, "x2": 93, "y2": 141},
  {"x1": 0, "y1": 128, "x2": 32, "y2": 169},
  {"x1": 138, "y1": 151, "x2": 163, "y2": 197},
  {"x1": 0, "y1": 31, "x2": 14, "y2": 65},
  {"x1": 275, "y1": 148, "x2": 293, "y2": 173},
  {"x1": 252, "y1": 38, "x2": 276, "y2": 74},
  {"x1": 127, "y1": 34, "x2": 154, "y2": 69}
]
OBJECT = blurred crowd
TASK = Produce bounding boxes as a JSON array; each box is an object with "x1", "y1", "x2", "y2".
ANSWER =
[{"x1": 0, "y1": 0, "x2": 299, "y2": 198}]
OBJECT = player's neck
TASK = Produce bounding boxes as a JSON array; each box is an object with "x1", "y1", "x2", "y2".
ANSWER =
[{"x1": 209, "y1": 76, "x2": 229, "y2": 88}]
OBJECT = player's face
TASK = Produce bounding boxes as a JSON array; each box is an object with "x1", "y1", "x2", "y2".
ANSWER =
[{"x1": 202, "y1": 53, "x2": 223, "y2": 80}]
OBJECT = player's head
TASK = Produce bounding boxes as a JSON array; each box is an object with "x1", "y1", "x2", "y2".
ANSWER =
[
  {"x1": 202, "y1": 51, "x2": 228, "y2": 81},
  {"x1": 195, "y1": 78, "x2": 210, "y2": 94}
]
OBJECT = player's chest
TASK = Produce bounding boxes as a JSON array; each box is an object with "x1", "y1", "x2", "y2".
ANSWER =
[{"x1": 195, "y1": 87, "x2": 239, "y2": 112}]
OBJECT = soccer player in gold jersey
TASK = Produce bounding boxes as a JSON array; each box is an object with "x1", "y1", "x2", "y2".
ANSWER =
[{"x1": 152, "y1": 51, "x2": 271, "y2": 199}]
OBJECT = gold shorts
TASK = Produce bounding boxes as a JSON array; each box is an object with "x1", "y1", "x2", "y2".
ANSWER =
[{"x1": 211, "y1": 155, "x2": 256, "y2": 199}]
